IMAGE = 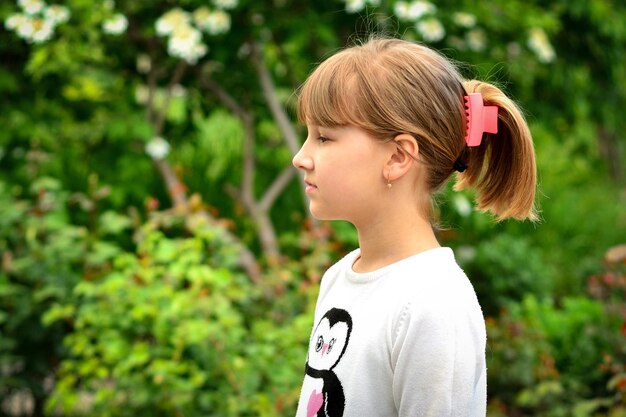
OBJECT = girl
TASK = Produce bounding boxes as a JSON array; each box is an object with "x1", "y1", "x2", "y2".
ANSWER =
[{"x1": 292, "y1": 37, "x2": 536, "y2": 417}]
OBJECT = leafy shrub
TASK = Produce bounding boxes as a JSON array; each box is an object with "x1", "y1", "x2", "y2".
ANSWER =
[
  {"x1": 455, "y1": 233, "x2": 556, "y2": 316},
  {"x1": 588, "y1": 245, "x2": 626, "y2": 415},
  {"x1": 0, "y1": 178, "x2": 89, "y2": 416},
  {"x1": 43, "y1": 210, "x2": 321, "y2": 416},
  {"x1": 487, "y1": 245, "x2": 626, "y2": 417}
]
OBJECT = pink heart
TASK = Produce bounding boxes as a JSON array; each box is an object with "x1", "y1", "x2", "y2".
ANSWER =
[{"x1": 307, "y1": 389, "x2": 323, "y2": 417}]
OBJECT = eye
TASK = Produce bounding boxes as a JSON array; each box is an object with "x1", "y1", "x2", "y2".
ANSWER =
[
  {"x1": 328, "y1": 338, "x2": 336, "y2": 353},
  {"x1": 317, "y1": 135, "x2": 330, "y2": 143},
  {"x1": 315, "y1": 335, "x2": 324, "y2": 352}
]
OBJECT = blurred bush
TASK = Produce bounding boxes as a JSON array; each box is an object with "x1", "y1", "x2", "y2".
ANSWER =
[
  {"x1": 1, "y1": 0, "x2": 625, "y2": 415},
  {"x1": 0, "y1": 178, "x2": 88, "y2": 416},
  {"x1": 486, "y1": 245, "x2": 626, "y2": 416},
  {"x1": 0, "y1": 178, "x2": 332, "y2": 416}
]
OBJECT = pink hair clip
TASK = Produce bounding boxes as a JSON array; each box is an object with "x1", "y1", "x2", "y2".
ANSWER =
[{"x1": 464, "y1": 93, "x2": 499, "y2": 147}]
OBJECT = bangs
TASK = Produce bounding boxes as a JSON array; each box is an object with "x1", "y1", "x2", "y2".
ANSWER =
[{"x1": 297, "y1": 52, "x2": 362, "y2": 128}]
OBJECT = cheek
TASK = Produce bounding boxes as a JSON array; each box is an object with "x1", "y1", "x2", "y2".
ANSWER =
[
  {"x1": 322, "y1": 153, "x2": 381, "y2": 198},
  {"x1": 318, "y1": 167, "x2": 363, "y2": 198}
]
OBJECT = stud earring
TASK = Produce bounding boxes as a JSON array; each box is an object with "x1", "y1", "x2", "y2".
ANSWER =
[{"x1": 386, "y1": 172, "x2": 392, "y2": 189}]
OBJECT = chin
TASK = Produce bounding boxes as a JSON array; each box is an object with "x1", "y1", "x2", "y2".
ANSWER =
[
  {"x1": 309, "y1": 205, "x2": 334, "y2": 221},
  {"x1": 309, "y1": 201, "x2": 354, "y2": 222}
]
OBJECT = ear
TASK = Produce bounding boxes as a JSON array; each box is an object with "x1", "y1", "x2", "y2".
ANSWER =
[{"x1": 385, "y1": 133, "x2": 419, "y2": 182}]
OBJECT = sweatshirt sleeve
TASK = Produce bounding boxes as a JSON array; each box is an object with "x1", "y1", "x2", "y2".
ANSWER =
[{"x1": 390, "y1": 298, "x2": 486, "y2": 417}]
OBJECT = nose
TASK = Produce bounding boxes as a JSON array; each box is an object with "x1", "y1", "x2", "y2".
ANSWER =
[
  {"x1": 292, "y1": 139, "x2": 313, "y2": 170},
  {"x1": 321, "y1": 343, "x2": 328, "y2": 356}
]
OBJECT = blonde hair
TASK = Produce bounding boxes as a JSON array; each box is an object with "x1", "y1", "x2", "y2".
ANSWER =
[{"x1": 297, "y1": 37, "x2": 537, "y2": 221}]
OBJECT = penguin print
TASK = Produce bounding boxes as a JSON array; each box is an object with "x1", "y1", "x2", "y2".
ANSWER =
[{"x1": 304, "y1": 308, "x2": 353, "y2": 417}]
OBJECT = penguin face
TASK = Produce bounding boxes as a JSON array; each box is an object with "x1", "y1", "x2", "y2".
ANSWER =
[{"x1": 307, "y1": 308, "x2": 352, "y2": 371}]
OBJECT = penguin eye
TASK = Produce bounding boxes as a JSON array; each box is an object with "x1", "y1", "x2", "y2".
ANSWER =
[
  {"x1": 328, "y1": 338, "x2": 336, "y2": 353},
  {"x1": 315, "y1": 335, "x2": 324, "y2": 352}
]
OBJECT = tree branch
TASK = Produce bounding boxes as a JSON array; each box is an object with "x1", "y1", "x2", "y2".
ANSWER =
[
  {"x1": 201, "y1": 77, "x2": 248, "y2": 121},
  {"x1": 145, "y1": 63, "x2": 261, "y2": 280},
  {"x1": 250, "y1": 40, "x2": 318, "y2": 227},
  {"x1": 259, "y1": 165, "x2": 296, "y2": 213},
  {"x1": 154, "y1": 159, "x2": 187, "y2": 208},
  {"x1": 250, "y1": 42, "x2": 300, "y2": 156},
  {"x1": 201, "y1": 75, "x2": 281, "y2": 258}
]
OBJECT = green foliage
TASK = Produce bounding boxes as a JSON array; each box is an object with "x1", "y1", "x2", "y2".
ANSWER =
[
  {"x1": 487, "y1": 295, "x2": 614, "y2": 415},
  {"x1": 487, "y1": 248, "x2": 626, "y2": 416},
  {"x1": 1, "y1": 0, "x2": 625, "y2": 415},
  {"x1": 39, "y1": 208, "x2": 326, "y2": 416},
  {"x1": 0, "y1": 179, "x2": 89, "y2": 413},
  {"x1": 46, "y1": 222, "x2": 247, "y2": 415},
  {"x1": 179, "y1": 108, "x2": 245, "y2": 182},
  {"x1": 456, "y1": 233, "x2": 556, "y2": 316}
]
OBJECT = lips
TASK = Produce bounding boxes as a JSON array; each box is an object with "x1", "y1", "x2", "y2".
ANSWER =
[{"x1": 304, "y1": 180, "x2": 317, "y2": 193}]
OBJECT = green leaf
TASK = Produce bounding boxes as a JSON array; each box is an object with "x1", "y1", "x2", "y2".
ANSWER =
[{"x1": 98, "y1": 210, "x2": 132, "y2": 235}]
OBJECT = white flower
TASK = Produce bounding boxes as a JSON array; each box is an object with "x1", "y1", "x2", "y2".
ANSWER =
[
  {"x1": 453, "y1": 194, "x2": 472, "y2": 218},
  {"x1": 44, "y1": 5, "x2": 70, "y2": 25},
  {"x1": 168, "y1": 24, "x2": 201, "y2": 52},
  {"x1": 394, "y1": 1, "x2": 435, "y2": 21},
  {"x1": 409, "y1": 1, "x2": 436, "y2": 19},
  {"x1": 145, "y1": 137, "x2": 171, "y2": 160},
  {"x1": 394, "y1": 2, "x2": 412, "y2": 20},
  {"x1": 167, "y1": 24, "x2": 207, "y2": 64},
  {"x1": 528, "y1": 28, "x2": 556, "y2": 63},
  {"x1": 5, "y1": 13, "x2": 28, "y2": 30},
  {"x1": 136, "y1": 54, "x2": 151, "y2": 73},
  {"x1": 193, "y1": 7, "x2": 211, "y2": 26},
  {"x1": 184, "y1": 42, "x2": 208, "y2": 64},
  {"x1": 155, "y1": 7, "x2": 213, "y2": 63},
  {"x1": 196, "y1": 9, "x2": 231, "y2": 35},
  {"x1": 213, "y1": 0, "x2": 238, "y2": 10},
  {"x1": 155, "y1": 8, "x2": 191, "y2": 37},
  {"x1": 134, "y1": 84, "x2": 150, "y2": 105},
  {"x1": 452, "y1": 12, "x2": 476, "y2": 28},
  {"x1": 14, "y1": 15, "x2": 35, "y2": 39},
  {"x1": 466, "y1": 28, "x2": 486, "y2": 52},
  {"x1": 457, "y1": 245, "x2": 476, "y2": 262},
  {"x1": 18, "y1": 0, "x2": 45, "y2": 16},
  {"x1": 6, "y1": 6, "x2": 70, "y2": 42},
  {"x1": 416, "y1": 17, "x2": 445, "y2": 42},
  {"x1": 345, "y1": 0, "x2": 366, "y2": 13},
  {"x1": 12, "y1": 15, "x2": 53, "y2": 43},
  {"x1": 171, "y1": 84, "x2": 186, "y2": 97},
  {"x1": 102, "y1": 13, "x2": 128, "y2": 35},
  {"x1": 30, "y1": 17, "x2": 54, "y2": 43}
]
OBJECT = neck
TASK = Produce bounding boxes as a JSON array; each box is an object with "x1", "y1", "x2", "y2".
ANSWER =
[{"x1": 352, "y1": 206, "x2": 440, "y2": 273}]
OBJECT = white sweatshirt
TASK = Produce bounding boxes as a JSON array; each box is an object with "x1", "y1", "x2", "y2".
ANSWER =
[{"x1": 295, "y1": 247, "x2": 486, "y2": 417}]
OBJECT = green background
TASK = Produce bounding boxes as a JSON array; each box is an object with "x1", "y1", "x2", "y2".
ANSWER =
[{"x1": 1, "y1": 0, "x2": 625, "y2": 416}]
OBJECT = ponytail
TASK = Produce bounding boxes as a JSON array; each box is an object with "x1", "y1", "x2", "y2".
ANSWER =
[{"x1": 455, "y1": 80, "x2": 538, "y2": 221}]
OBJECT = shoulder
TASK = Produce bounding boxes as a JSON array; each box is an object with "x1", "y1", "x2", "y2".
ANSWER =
[
  {"x1": 390, "y1": 248, "x2": 475, "y2": 303},
  {"x1": 389, "y1": 248, "x2": 485, "y2": 345}
]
